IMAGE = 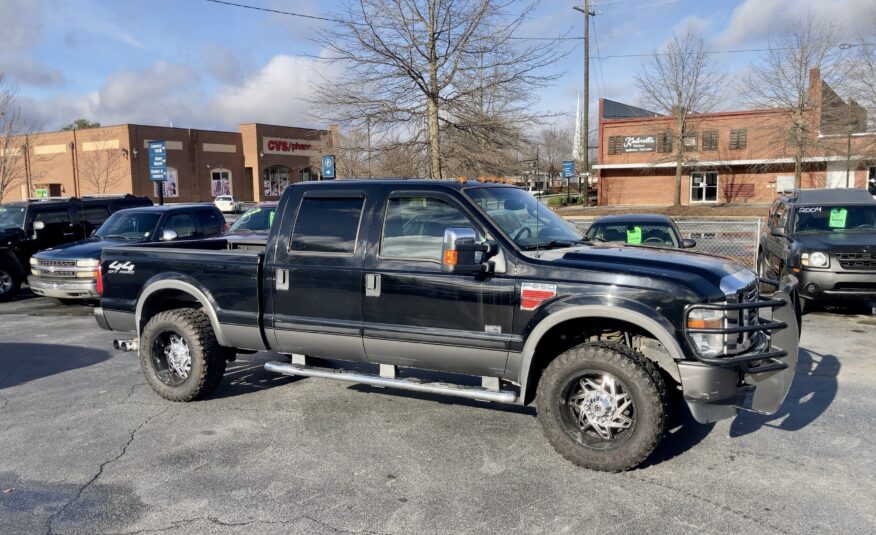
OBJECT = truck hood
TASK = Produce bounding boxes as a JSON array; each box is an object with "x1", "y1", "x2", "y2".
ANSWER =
[
  {"x1": 0, "y1": 227, "x2": 25, "y2": 245},
  {"x1": 533, "y1": 244, "x2": 748, "y2": 295},
  {"x1": 795, "y1": 232, "x2": 876, "y2": 252},
  {"x1": 37, "y1": 237, "x2": 136, "y2": 260}
]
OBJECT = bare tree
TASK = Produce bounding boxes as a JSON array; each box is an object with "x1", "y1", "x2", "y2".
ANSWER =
[
  {"x1": 77, "y1": 129, "x2": 126, "y2": 194},
  {"x1": 635, "y1": 31, "x2": 725, "y2": 206},
  {"x1": 537, "y1": 126, "x2": 571, "y2": 188},
  {"x1": 335, "y1": 128, "x2": 372, "y2": 178},
  {"x1": 314, "y1": 0, "x2": 565, "y2": 179},
  {"x1": 0, "y1": 75, "x2": 36, "y2": 202},
  {"x1": 743, "y1": 14, "x2": 844, "y2": 189}
]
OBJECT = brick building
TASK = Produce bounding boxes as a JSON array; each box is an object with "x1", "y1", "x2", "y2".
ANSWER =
[
  {"x1": 3, "y1": 123, "x2": 336, "y2": 203},
  {"x1": 595, "y1": 68, "x2": 876, "y2": 206}
]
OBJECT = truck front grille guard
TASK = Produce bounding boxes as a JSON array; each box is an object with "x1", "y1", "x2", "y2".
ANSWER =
[{"x1": 683, "y1": 277, "x2": 791, "y2": 374}]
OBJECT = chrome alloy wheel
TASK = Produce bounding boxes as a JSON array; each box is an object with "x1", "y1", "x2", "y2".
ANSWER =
[
  {"x1": 560, "y1": 372, "x2": 636, "y2": 446},
  {"x1": 0, "y1": 270, "x2": 12, "y2": 295},
  {"x1": 152, "y1": 332, "x2": 192, "y2": 385}
]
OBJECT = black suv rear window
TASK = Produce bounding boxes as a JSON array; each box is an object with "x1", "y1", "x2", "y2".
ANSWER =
[{"x1": 291, "y1": 197, "x2": 364, "y2": 254}]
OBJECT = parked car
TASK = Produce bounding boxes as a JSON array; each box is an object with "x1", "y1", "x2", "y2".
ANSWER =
[
  {"x1": 213, "y1": 195, "x2": 242, "y2": 213},
  {"x1": 0, "y1": 194, "x2": 152, "y2": 301},
  {"x1": 585, "y1": 214, "x2": 696, "y2": 249},
  {"x1": 28, "y1": 204, "x2": 224, "y2": 301},
  {"x1": 759, "y1": 188, "x2": 876, "y2": 310},
  {"x1": 96, "y1": 180, "x2": 800, "y2": 472},
  {"x1": 225, "y1": 202, "x2": 278, "y2": 236}
]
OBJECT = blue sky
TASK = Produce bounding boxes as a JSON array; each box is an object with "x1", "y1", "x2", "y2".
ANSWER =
[{"x1": 2, "y1": 0, "x2": 872, "y2": 133}]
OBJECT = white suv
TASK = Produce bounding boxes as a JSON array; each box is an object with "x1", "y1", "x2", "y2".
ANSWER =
[{"x1": 213, "y1": 195, "x2": 241, "y2": 213}]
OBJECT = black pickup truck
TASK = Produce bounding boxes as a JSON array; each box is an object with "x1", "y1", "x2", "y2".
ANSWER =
[{"x1": 96, "y1": 180, "x2": 800, "y2": 472}]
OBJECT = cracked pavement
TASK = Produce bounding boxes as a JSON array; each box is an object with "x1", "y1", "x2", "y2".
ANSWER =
[{"x1": 1, "y1": 293, "x2": 875, "y2": 534}]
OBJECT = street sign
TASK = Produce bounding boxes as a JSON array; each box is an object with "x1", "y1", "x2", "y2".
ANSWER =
[
  {"x1": 562, "y1": 160, "x2": 575, "y2": 178},
  {"x1": 322, "y1": 155, "x2": 336, "y2": 179},
  {"x1": 148, "y1": 141, "x2": 167, "y2": 182}
]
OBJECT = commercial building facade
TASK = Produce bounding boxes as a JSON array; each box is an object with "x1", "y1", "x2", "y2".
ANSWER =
[
  {"x1": 3, "y1": 123, "x2": 336, "y2": 203},
  {"x1": 595, "y1": 69, "x2": 876, "y2": 206}
]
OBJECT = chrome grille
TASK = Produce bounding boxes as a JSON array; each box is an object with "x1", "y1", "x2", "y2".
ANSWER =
[
  {"x1": 836, "y1": 253, "x2": 876, "y2": 270},
  {"x1": 725, "y1": 281, "x2": 759, "y2": 354},
  {"x1": 35, "y1": 259, "x2": 76, "y2": 268}
]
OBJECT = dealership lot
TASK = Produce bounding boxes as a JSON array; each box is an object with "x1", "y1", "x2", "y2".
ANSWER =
[{"x1": 1, "y1": 293, "x2": 874, "y2": 534}]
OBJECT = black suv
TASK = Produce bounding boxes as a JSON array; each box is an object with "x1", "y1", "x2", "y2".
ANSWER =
[
  {"x1": 0, "y1": 195, "x2": 152, "y2": 301},
  {"x1": 758, "y1": 188, "x2": 876, "y2": 310}
]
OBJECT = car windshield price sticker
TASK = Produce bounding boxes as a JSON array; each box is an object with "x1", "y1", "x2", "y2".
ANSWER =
[
  {"x1": 626, "y1": 226, "x2": 642, "y2": 244},
  {"x1": 829, "y1": 207, "x2": 848, "y2": 228}
]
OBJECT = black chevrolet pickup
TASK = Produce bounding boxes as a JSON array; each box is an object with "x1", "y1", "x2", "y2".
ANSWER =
[{"x1": 96, "y1": 180, "x2": 800, "y2": 471}]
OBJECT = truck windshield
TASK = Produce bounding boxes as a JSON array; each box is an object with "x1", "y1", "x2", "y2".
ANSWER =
[
  {"x1": 95, "y1": 212, "x2": 161, "y2": 240},
  {"x1": 465, "y1": 187, "x2": 583, "y2": 249},
  {"x1": 228, "y1": 206, "x2": 276, "y2": 233},
  {"x1": 0, "y1": 205, "x2": 26, "y2": 229},
  {"x1": 794, "y1": 205, "x2": 876, "y2": 233}
]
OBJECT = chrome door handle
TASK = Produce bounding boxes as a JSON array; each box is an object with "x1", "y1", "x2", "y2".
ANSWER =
[
  {"x1": 365, "y1": 273, "x2": 381, "y2": 297},
  {"x1": 276, "y1": 268, "x2": 289, "y2": 291}
]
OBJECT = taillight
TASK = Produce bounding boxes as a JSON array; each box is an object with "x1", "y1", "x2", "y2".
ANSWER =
[{"x1": 96, "y1": 264, "x2": 104, "y2": 296}]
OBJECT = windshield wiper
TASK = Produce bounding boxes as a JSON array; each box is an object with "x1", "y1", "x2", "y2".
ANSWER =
[
  {"x1": 100, "y1": 234, "x2": 137, "y2": 240},
  {"x1": 523, "y1": 239, "x2": 586, "y2": 251}
]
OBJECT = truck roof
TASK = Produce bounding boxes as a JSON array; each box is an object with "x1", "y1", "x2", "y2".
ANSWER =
[
  {"x1": 787, "y1": 188, "x2": 876, "y2": 205},
  {"x1": 293, "y1": 179, "x2": 517, "y2": 191},
  {"x1": 118, "y1": 204, "x2": 215, "y2": 213}
]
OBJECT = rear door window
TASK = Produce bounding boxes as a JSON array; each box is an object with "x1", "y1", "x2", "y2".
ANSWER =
[
  {"x1": 34, "y1": 208, "x2": 71, "y2": 225},
  {"x1": 290, "y1": 197, "x2": 364, "y2": 254},
  {"x1": 196, "y1": 209, "x2": 224, "y2": 236},
  {"x1": 81, "y1": 206, "x2": 111, "y2": 227},
  {"x1": 163, "y1": 213, "x2": 198, "y2": 238}
]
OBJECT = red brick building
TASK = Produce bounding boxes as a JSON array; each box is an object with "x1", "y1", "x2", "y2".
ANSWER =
[
  {"x1": 3, "y1": 123, "x2": 336, "y2": 203},
  {"x1": 595, "y1": 69, "x2": 876, "y2": 205}
]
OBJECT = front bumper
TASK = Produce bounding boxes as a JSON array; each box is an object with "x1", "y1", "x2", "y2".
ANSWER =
[
  {"x1": 796, "y1": 268, "x2": 876, "y2": 301},
  {"x1": 27, "y1": 276, "x2": 98, "y2": 299},
  {"x1": 679, "y1": 277, "x2": 800, "y2": 423}
]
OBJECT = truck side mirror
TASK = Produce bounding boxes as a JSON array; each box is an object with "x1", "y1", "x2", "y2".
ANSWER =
[
  {"x1": 160, "y1": 229, "x2": 178, "y2": 241},
  {"x1": 33, "y1": 221, "x2": 45, "y2": 231},
  {"x1": 682, "y1": 238, "x2": 696, "y2": 248},
  {"x1": 771, "y1": 227, "x2": 787, "y2": 238},
  {"x1": 441, "y1": 227, "x2": 488, "y2": 275}
]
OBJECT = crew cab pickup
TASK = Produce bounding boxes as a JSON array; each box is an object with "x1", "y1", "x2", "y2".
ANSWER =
[{"x1": 96, "y1": 180, "x2": 801, "y2": 472}]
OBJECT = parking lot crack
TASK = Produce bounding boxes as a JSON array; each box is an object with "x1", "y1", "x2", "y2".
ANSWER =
[
  {"x1": 0, "y1": 395, "x2": 8, "y2": 412},
  {"x1": 44, "y1": 405, "x2": 170, "y2": 535}
]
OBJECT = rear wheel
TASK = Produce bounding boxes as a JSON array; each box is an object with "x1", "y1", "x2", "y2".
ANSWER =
[
  {"x1": 536, "y1": 342, "x2": 666, "y2": 472},
  {"x1": 139, "y1": 308, "x2": 227, "y2": 401},
  {"x1": 0, "y1": 265, "x2": 21, "y2": 302}
]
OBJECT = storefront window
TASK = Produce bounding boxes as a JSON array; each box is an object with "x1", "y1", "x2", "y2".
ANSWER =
[
  {"x1": 263, "y1": 165, "x2": 292, "y2": 197},
  {"x1": 211, "y1": 169, "x2": 232, "y2": 197},
  {"x1": 690, "y1": 172, "x2": 718, "y2": 203},
  {"x1": 153, "y1": 167, "x2": 179, "y2": 198}
]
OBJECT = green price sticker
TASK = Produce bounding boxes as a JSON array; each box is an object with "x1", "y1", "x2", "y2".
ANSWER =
[
  {"x1": 829, "y1": 208, "x2": 847, "y2": 228},
  {"x1": 626, "y1": 226, "x2": 642, "y2": 244},
  {"x1": 268, "y1": 210, "x2": 275, "y2": 226}
]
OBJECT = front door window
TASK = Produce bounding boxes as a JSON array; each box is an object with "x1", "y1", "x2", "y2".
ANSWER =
[{"x1": 691, "y1": 172, "x2": 718, "y2": 203}]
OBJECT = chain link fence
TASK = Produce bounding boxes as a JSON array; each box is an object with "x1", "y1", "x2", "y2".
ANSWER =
[{"x1": 569, "y1": 218, "x2": 762, "y2": 269}]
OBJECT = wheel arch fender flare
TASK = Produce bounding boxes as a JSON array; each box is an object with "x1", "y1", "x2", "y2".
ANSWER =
[
  {"x1": 135, "y1": 275, "x2": 228, "y2": 346},
  {"x1": 518, "y1": 299, "x2": 685, "y2": 403}
]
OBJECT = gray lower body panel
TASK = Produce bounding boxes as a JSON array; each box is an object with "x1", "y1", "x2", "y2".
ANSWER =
[
  {"x1": 364, "y1": 337, "x2": 508, "y2": 377},
  {"x1": 28, "y1": 277, "x2": 97, "y2": 299}
]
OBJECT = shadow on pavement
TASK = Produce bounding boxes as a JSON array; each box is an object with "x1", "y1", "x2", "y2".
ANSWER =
[
  {"x1": 209, "y1": 353, "x2": 301, "y2": 399},
  {"x1": 640, "y1": 397, "x2": 716, "y2": 469},
  {"x1": 729, "y1": 348, "x2": 840, "y2": 437},
  {"x1": 0, "y1": 343, "x2": 112, "y2": 391}
]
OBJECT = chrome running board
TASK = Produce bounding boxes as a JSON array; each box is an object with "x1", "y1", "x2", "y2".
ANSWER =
[{"x1": 263, "y1": 361, "x2": 517, "y2": 404}]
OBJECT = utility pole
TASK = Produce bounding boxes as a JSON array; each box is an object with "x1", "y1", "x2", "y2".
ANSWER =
[{"x1": 573, "y1": 1, "x2": 595, "y2": 195}]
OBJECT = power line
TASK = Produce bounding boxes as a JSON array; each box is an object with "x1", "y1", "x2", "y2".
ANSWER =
[
  {"x1": 204, "y1": 0, "x2": 342, "y2": 23},
  {"x1": 591, "y1": 17, "x2": 607, "y2": 97},
  {"x1": 597, "y1": 0, "x2": 681, "y2": 15}
]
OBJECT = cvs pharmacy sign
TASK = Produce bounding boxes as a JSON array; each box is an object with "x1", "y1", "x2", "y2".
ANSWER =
[{"x1": 262, "y1": 137, "x2": 322, "y2": 157}]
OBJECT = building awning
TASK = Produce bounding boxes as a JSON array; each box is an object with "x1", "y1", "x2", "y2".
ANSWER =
[{"x1": 594, "y1": 155, "x2": 869, "y2": 170}]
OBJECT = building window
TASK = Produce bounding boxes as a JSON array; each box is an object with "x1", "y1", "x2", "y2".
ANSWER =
[
  {"x1": 690, "y1": 172, "x2": 718, "y2": 203},
  {"x1": 682, "y1": 132, "x2": 697, "y2": 149},
  {"x1": 210, "y1": 169, "x2": 232, "y2": 197},
  {"x1": 153, "y1": 167, "x2": 179, "y2": 198},
  {"x1": 701, "y1": 130, "x2": 718, "y2": 151},
  {"x1": 607, "y1": 136, "x2": 623, "y2": 155},
  {"x1": 657, "y1": 133, "x2": 672, "y2": 153},
  {"x1": 730, "y1": 128, "x2": 747, "y2": 150},
  {"x1": 263, "y1": 165, "x2": 292, "y2": 197}
]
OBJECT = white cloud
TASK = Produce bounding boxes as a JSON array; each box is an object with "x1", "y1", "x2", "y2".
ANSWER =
[
  {"x1": 674, "y1": 15, "x2": 711, "y2": 36},
  {"x1": 715, "y1": 0, "x2": 876, "y2": 48},
  {"x1": 0, "y1": 0, "x2": 64, "y2": 87}
]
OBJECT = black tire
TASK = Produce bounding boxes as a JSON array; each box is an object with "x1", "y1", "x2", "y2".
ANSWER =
[
  {"x1": 536, "y1": 341, "x2": 667, "y2": 472},
  {"x1": 0, "y1": 264, "x2": 21, "y2": 303},
  {"x1": 139, "y1": 308, "x2": 227, "y2": 402}
]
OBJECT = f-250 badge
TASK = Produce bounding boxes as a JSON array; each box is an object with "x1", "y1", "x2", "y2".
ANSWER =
[{"x1": 107, "y1": 261, "x2": 135, "y2": 275}]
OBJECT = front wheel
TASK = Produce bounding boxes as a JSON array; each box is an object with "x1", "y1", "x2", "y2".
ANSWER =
[
  {"x1": 0, "y1": 265, "x2": 21, "y2": 302},
  {"x1": 536, "y1": 342, "x2": 666, "y2": 472},
  {"x1": 139, "y1": 308, "x2": 227, "y2": 401}
]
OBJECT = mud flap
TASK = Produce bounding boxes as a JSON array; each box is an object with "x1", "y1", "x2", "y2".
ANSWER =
[{"x1": 745, "y1": 279, "x2": 800, "y2": 414}]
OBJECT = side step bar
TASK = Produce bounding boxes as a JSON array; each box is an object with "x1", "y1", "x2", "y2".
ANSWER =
[{"x1": 263, "y1": 361, "x2": 517, "y2": 404}]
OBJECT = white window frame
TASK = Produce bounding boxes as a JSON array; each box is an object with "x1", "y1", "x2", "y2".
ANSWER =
[
  {"x1": 210, "y1": 168, "x2": 233, "y2": 197},
  {"x1": 690, "y1": 171, "x2": 719, "y2": 203}
]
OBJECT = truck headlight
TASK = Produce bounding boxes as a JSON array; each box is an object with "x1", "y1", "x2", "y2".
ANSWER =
[
  {"x1": 801, "y1": 251, "x2": 829, "y2": 268},
  {"x1": 687, "y1": 308, "x2": 724, "y2": 357},
  {"x1": 29, "y1": 257, "x2": 38, "y2": 266},
  {"x1": 75, "y1": 259, "x2": 100, "y2": 267}
]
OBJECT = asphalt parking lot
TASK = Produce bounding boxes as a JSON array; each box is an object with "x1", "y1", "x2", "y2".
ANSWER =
[{"x1": 1, "y1": 292, "x2": 875, "y2": 534}]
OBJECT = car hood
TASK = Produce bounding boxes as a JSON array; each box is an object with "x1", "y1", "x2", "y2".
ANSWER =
[
  {"x1": 795, "y1": 232, "x2": 876, "y2": 252},
  {"x1": 36, "y1": 237, "x2": 137, "y2": 260},
  {"x1": 533, "y1": 244, "x2": 749, "y2": 295}
]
